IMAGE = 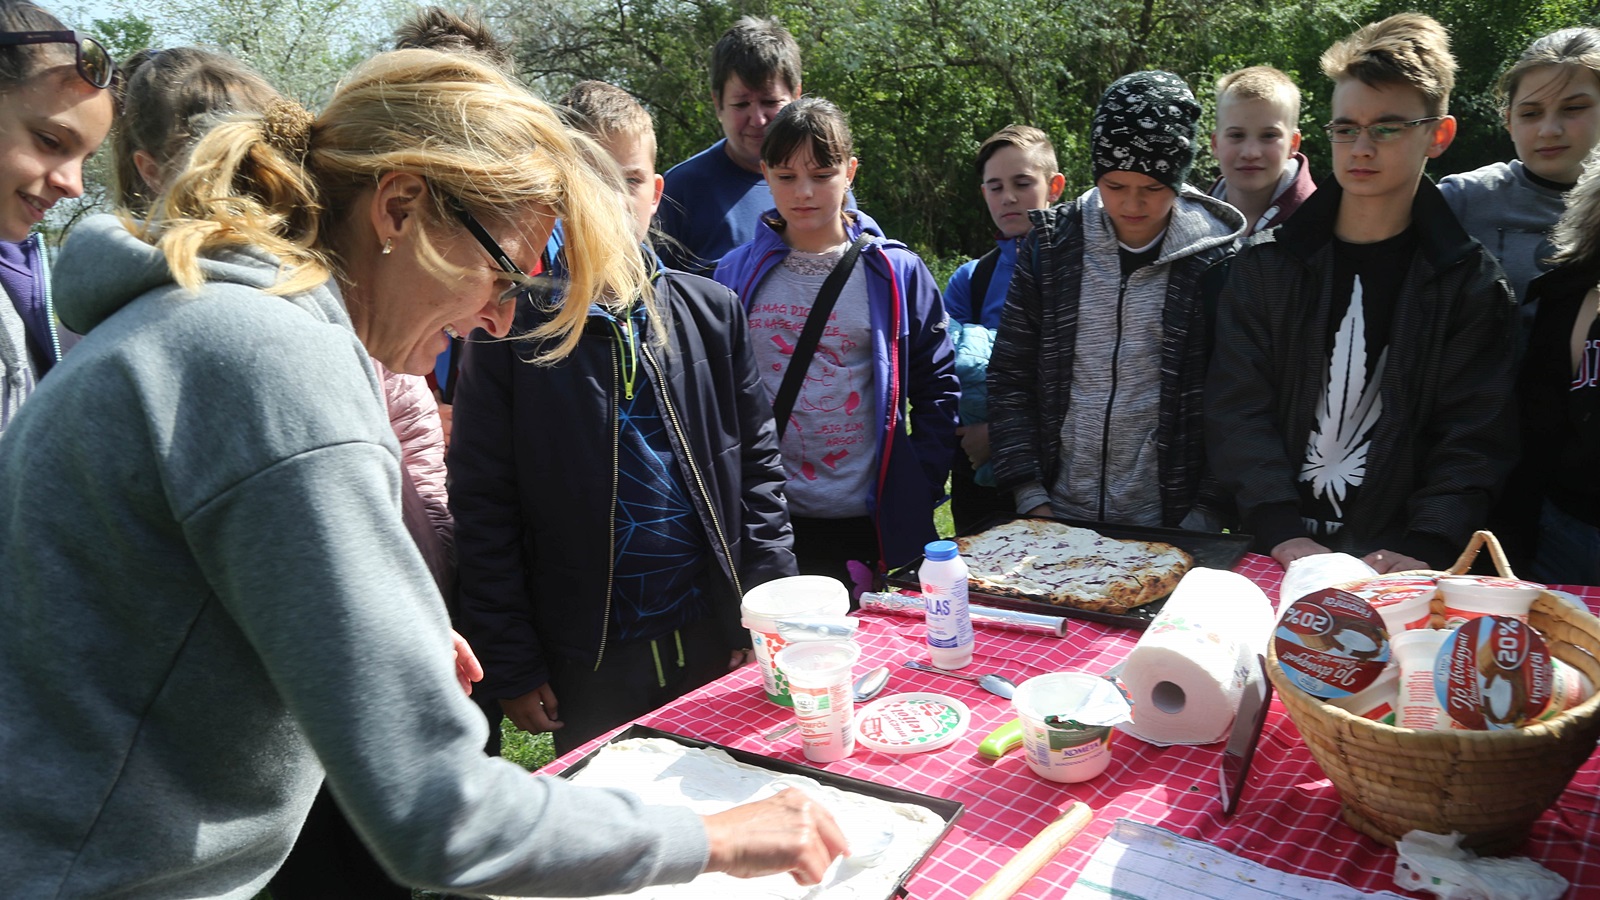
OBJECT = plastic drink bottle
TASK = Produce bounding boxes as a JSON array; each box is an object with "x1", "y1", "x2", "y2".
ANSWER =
[{"x1": 920, "y1": 540, "x2": 974, "y2": 669}]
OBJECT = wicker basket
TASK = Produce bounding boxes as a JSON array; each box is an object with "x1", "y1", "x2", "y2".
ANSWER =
[{"x1": 1266, "y1": 531, "x2": 1600, "y2": 855}]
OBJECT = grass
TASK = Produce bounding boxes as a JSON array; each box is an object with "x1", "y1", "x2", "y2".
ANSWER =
[{"x1": 498, "y1": 718, "x2": 557, "y2": 771}]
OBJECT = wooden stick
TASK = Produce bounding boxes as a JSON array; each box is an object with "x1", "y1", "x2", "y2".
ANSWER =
[{"x1": 967, "y1": 801, "x2": 1094, "y2": 900}]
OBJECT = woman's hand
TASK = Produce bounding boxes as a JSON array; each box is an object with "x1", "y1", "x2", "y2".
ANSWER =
[{"x1": 702, "y1": 788, "x2": 849, "y2": 885}]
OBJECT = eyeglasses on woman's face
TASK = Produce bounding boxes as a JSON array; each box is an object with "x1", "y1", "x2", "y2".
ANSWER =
[
  {"x1": 0, "y1": 31, "x2": 115, "y2": 90},
  {"x1": 450, "y1": 203, "x2": 552, "y2": 307}
]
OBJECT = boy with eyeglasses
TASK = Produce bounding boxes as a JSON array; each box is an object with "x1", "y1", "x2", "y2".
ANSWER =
[{"x1": 1206, "y1": 13, "x2": 1518, "y2": 574}]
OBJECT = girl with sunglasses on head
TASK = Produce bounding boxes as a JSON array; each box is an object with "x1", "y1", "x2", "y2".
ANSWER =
[
  {"x1": 0, "y1": 49, "x2": 844, "y2": 897},
  {"x1": 0, "y1": 0, "x2": 114, "y2": 436}
]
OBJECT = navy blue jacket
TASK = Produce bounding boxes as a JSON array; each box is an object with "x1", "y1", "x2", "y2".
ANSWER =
[{"x1": 449, "y1": 262, "x2": 796, "y2": 700}]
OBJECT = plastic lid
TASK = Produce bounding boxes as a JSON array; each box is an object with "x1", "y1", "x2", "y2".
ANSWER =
[
  {"x1": 1273, "y1": 588, "x2": 1392, "y2": 699},
  {"x1": 924, "y1": 540, "x2": 959, "y2": 562},
  {"x1": 855, "y1": 692, "x2": 970, "y2": 754}
]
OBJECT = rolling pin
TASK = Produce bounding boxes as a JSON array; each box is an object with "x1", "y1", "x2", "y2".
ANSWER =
[{"x1": 966, "y1": 802, "x2": 1094, "y2": 900}]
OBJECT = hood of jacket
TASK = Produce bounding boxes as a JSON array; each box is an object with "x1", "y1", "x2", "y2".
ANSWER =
[
  {"x1": 53, "y1": 214, "x2": 350, "y2": 336},
  {"x1": 733, "y1": 207, "x2": 892, "y2": 270},
  {"x1": 1077, "y1": 184, "x2": 1247, "y2": 265}
]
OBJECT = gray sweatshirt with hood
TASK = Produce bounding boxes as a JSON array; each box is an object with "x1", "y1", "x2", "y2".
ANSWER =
[
  {"x1": 0, "y1": 215, "x2": 707, "y2": 898},
  {"x1": 1014, "y1": 185, "x2": 1246, "y2": 524}
]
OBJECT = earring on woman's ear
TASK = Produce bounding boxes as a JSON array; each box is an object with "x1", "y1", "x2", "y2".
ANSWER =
[{"x1": 382, "y1": 238, "x2": 393, "y2": 256}]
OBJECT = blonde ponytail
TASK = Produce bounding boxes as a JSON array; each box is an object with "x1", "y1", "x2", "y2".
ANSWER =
[{"x1": 141, "y1": 49, "x2": 649, "y2": 362}]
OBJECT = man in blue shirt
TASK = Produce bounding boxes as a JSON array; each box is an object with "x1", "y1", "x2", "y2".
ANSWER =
[{"x1": 657, "y1": 16, "x2": 800, "y2": 274}]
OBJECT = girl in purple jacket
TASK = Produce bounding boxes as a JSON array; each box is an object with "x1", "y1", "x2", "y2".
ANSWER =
[{"x1": 714, "y1": 97, "x2": 958, "y2": 588}]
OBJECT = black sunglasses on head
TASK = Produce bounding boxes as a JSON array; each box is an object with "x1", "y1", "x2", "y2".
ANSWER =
[{"x1": 0, "y1": 30, "x2": 115, "y2": 89}]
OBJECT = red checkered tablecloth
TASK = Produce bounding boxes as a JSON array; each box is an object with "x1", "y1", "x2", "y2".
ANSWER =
[{"x1": 546, "y1": 555, "x2": 1600, "y2": 898}]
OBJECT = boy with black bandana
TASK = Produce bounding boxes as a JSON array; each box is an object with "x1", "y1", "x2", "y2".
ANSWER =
[
  {"x1": 1206, "y1": 13, "x2": 1518, "y2": 574},
  {"x1": 988, "y1": 71, "x2": 1245, "y2": 531}
]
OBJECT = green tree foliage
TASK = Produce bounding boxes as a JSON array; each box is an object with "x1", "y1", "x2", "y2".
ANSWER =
[{"x1": 495, "y1": 0, "x2": 1598, "y2": 263}]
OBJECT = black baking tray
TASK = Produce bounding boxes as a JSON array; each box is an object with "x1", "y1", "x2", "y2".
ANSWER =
[
  {"x1": 887, "y1": 513, "x2": 1252, "y2": 630},
  {"x1": 558, "y1": 724, "x2": 964, "y2": 899}
]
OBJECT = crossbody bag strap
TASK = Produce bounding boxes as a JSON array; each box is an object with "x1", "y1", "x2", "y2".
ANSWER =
[{"x1": 771, "y1": 232, "x2": 872, "y2": 438}]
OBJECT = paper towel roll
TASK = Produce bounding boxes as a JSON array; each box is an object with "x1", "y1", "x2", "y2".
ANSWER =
[{"x1": 1117, "y1": 568, "x2": 1275, "y2": 746}]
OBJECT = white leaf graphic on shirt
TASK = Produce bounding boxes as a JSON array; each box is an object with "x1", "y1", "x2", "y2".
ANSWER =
[{"x1": 1301, "y1": 278, "x2": 1387, "y2": 517}]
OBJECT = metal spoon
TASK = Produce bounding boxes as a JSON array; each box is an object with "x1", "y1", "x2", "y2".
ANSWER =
[
  {"x1": 763, "y1": 665, "x2": 893, "y2": 742},
  {"x1": 902, "y1": 660, "x2": 1018, "y2": 699}
]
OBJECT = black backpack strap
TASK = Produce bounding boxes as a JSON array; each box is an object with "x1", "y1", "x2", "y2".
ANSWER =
[
  {"x1": 772, "y1": 233, "x2": 872, "y2": 438},
  {"x1": 967, "y1": 245, "x2": 1003, "y2": 312}
]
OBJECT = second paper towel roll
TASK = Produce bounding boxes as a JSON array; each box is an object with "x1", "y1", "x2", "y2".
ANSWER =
[{"x1": 1117, "y1": 567, "x2": 1275, "y2": 745}]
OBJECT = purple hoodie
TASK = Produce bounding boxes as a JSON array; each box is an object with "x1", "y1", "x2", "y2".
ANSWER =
[{"x1": 714, "y1": 209, "x2": 959, "y2": 570}]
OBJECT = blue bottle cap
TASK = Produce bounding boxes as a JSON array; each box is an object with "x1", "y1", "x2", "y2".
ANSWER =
[{"x1": 924, "y1": 540, "x2": 959, "y2": 561}]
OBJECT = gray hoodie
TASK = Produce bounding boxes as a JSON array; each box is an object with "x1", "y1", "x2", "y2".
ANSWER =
[
  {"x1": 0, "y1": 215, "x2": 707, "y2": 898},
  {"x1": 1014, "y1": 185, "x2": 1246, "y2": 524},
  {"x1": 1438, "y1": 159, "x2": 1564, "y2": 312}
]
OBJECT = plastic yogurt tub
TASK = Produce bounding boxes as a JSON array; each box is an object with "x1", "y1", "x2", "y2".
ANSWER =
[
  {"x1": 1325, "y1": 662, "x2": 1399, "y2": 724},
  {"x1": 1346, "y1": 577, "x2": 1438, "y2": 633},
  {"x1": 1437, "y1": 576, "x2": 1544, "y2": 628},
  {"x1": 742, "y1": 576, "x2": 850, "y2": 706},
  {"x1": 1534, "y1": 659, "x2": 1597, "y2": 723},
  {"x1": 774, "y1": 640, "x2": 861, "y2": 762},
  {"x1": 855, "y1": 692, "x2": 971, "y2": 754},
  {"x1": 1434, "y1": 616, "x2": 1552, "y2": 730},
  {"x1": 1391, "y1": 628, "x2": 1451, "y2": 730},
  {"x1": 1011, "y1": 673, "x2": 1129, "y2": 783}
]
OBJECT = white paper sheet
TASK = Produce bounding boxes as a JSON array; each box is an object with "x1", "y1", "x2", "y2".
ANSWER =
[{"x1": 1064, "y1": 819, "x2": 1410, "y2": 900}]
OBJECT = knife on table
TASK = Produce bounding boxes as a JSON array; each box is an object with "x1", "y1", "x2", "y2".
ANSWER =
[{"x1": 1219, "y1": 652, "x2": 1272, "y2": 816}]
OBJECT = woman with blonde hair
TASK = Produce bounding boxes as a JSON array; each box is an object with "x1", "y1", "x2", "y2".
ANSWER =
[{"x1": 0, "y1": 49, "x2": 843, "y2": 897}]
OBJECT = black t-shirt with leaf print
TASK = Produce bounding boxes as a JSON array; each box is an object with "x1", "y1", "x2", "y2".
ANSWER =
[{"x1": 1297, "y1": 227, "x2": 1418, "y2": 539}]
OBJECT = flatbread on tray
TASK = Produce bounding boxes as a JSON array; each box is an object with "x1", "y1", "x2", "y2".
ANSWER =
[{"x1": 953, "y1": 519, "x2": 1192, "y2": 614}]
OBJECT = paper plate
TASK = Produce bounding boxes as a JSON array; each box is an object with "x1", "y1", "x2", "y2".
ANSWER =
[{"x1": 855, "y1": 692, "x2": 970, "y2": 754}]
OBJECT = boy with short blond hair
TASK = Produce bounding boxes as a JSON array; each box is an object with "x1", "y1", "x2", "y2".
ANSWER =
[
  {"x1": 1209, "y1": 65, "x2": 1316, "y2": 234},
  {"x1": 561, "y1": 80, "x2": 664, "y2": 241},
  {"x1": 1207, "y1": 13, "x2": 1518, "y2": 574},
  {"x1": 657, "y1": 16, "x2": 803, "y2": 272},
  {"x1": 945, "y1": 125, "x2": 1066, "y2": 329},
  {"x1": 452, "y1": 79, "x2": 794, "y2": 757},
  {"x1": 944, "y1": 124, "x2": 1066, "y2": 531}
]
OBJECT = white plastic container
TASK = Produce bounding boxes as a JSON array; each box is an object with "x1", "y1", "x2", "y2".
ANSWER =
[
  {"x1": 1011, "y1": 673, "x2": 1130, "y2": 783},
  {"x1": 919, "y1": 540, "x2": 973, "y2": 670},
  {"x1": 774, "y1": 640, "x2": 860, "y2": 763},
  {"x1": 741, "y1": 576, "x2": 850, "y2": 706},
  {"x1": 1392, "y1": 629, "x2": 1451, "y2": 730},
  {"x1": 1437, "y1": 576, "x2": 1543, "y2": 628},
  {"x1": 1535, "y1": 659, "x2": 1597, "y2": 722},
  {"x1": 1367, "y1": 585, "x2": 1436, "y2": 634},
  {"x1": 1325, "y1": 662, "x2": 1400, "y2": 724}
]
